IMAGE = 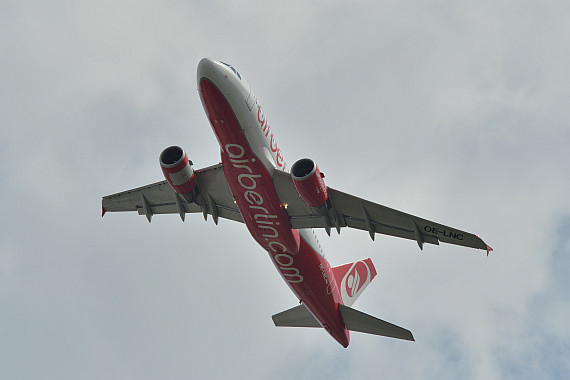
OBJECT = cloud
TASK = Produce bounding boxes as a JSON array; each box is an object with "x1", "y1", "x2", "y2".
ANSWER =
[{"x1": 1, "y1": 1, "x2": 569, "y2": 379}]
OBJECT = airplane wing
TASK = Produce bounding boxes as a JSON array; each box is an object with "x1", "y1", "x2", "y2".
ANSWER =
[
  {"x1": 272, "y1": 170, "x2": 492, "y2": 254},
  {"x1": 102, "y1": 163, "x2": 243, "y2": 224}
]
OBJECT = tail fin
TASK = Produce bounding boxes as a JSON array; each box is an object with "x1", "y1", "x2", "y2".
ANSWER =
[{"x1": 332, "y1": 258, "x2": 377, "y2": 307}]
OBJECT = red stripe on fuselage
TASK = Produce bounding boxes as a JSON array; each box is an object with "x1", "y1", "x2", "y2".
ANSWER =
[
  {"x1": 199, "y1": 78, "x2": 299, "y2": 255},
  {"x1": 198, "y1": 78, "x2": 349, "y2": 347}
]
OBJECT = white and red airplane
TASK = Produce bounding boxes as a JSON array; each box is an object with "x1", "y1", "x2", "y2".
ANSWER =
[{"x1": 102, "y1": 58, "x2": 492, "y2": 347}]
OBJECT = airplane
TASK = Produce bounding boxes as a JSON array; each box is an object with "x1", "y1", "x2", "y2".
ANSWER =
[{"x1": 102, "y1": 58, "x2": 492, "y2": 348}]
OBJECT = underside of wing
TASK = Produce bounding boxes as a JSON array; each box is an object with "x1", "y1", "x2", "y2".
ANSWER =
[
  {"x1": 102, "y1": 163, "x2": 243, "y2": 224},
  {"x1": 272, "y1": 170, "x2": 491, "y2": 253}
]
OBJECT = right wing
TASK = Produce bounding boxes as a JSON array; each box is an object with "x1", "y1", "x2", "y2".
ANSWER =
[
  {"x1": 272, "y1": 170, "x2": 491, "y2": 254},
  {"x1": 102, "y1": 163, "x2": 243, "y2": 224}
]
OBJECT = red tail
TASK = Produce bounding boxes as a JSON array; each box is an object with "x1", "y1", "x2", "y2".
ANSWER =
[{"x1": 332, "y1": 258, "x2": 377, "y2": 307}]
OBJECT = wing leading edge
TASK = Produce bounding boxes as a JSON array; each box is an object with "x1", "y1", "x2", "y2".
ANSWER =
[
  {"x1": 102, "y1": 163, "x2": 243, "y2": 224},
  {"x1": 272, "y1": 170, "x2": 492, "y2": 255}
]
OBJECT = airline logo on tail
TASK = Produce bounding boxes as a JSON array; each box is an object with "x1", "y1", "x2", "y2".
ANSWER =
[{"x1": 333, "y1": 259, "x2": 377, "y2": 307}]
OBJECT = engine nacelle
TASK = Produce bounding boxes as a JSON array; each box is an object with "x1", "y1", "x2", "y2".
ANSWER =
[
  {"x1": 160, "y1": 146, "x2": 197, "y2": 203},
  {"x1": 291, "y1": 158, "x2": 328, "y2": 208}
]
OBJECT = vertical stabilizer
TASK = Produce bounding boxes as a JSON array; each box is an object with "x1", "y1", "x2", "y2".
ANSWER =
[{"x1": 332, "y1": 258, "x2": 377, "y2": 307}]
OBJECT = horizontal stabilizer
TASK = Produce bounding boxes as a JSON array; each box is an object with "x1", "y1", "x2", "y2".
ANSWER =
[
  {"x1": 339, "y1": 304, "x2": 414, "y2": 341},
  {"x1": 272, "y1": 304, "x2": 321, "y2": 328}
]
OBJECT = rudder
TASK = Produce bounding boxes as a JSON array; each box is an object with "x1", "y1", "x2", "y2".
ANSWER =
[{"x1": 332, "y1": 258, "x2": 377, "y2": 307}]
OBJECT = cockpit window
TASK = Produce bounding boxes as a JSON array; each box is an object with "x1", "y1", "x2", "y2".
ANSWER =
[{"x1": 220, "y1": 61, "x2": 241, "y2": 80}]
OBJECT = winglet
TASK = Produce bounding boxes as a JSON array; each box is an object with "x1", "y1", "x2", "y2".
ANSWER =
[
  {"x1": 476, "y1": 235, "x2": 493, "y2": 256},
  {"x1": 102, "y1": 202, "x2": 106, "y2": 218}
]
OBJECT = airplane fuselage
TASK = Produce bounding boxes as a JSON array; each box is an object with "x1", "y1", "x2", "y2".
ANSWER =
[
  {"x1": 103, "y1": 58, "x2": 488, "y2": 346},
  {"x1": 197, "y1": 58, "x2": 350, "y2": 347}
]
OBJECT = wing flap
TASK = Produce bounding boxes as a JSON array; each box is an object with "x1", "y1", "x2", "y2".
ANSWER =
[
  {"x1": 103, "y1": 181, "x2": 184, "y2": 213},
  {"x1": 330, "y1": 187, "x2": 486, "y2": 249},
  {"x1": 272, "y1": 170, "x2": 489, "y2": 252},
  {"x1": 102, "y1": 163, "x2": 243, "y2": 223}
]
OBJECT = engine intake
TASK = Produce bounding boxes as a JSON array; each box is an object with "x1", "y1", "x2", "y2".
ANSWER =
[
  {"x1": 160, "y1": 146, "x2": 197, "y2": 203},
  {"x1": 291, "y1": 158, "x2": 328, "y2": 208}
]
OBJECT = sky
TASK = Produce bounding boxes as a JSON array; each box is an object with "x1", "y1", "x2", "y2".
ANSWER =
[{"x1": 1, "y1": 1, "x2": 569, "y2": 379}]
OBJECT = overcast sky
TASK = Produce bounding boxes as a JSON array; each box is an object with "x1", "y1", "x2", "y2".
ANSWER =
[{"x1": 1, "y1": 1, "x2": 569, "y2": 379}]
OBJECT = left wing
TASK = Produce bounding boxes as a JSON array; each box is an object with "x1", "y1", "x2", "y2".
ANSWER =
[
  {"x1": 272, "y1": 170, "x2": 492, "y2": 254},
  {"x1": 102, "y1": 163, "x2": 243, "y2": 224}
]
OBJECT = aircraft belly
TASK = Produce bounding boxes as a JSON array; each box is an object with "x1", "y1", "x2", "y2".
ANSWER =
[
  {"x1": 199, "y1": 77, "x2": 298, "y2": 252},
  {"x1": 199, "y1": 67, "x2": 348, "y2": 346},
  {"x1": 273, "y1": 235, "x2": 349, "y2": 346}
]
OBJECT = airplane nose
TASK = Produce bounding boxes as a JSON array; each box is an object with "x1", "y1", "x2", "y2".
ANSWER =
[
  {"x1": 197, "y1": 57, "x2": 219, "y2": 82},
  {"x1": 198, "y1": 57, "x2": 216, "y2": 70}
]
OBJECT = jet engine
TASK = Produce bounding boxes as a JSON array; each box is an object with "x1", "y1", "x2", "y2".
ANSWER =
[
  {"x1": 290, "y1": 158, "x2": 328, "y2": 208},
  {"x1": 159, "y1": 146, "x2": 197, "y2": 203}
]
